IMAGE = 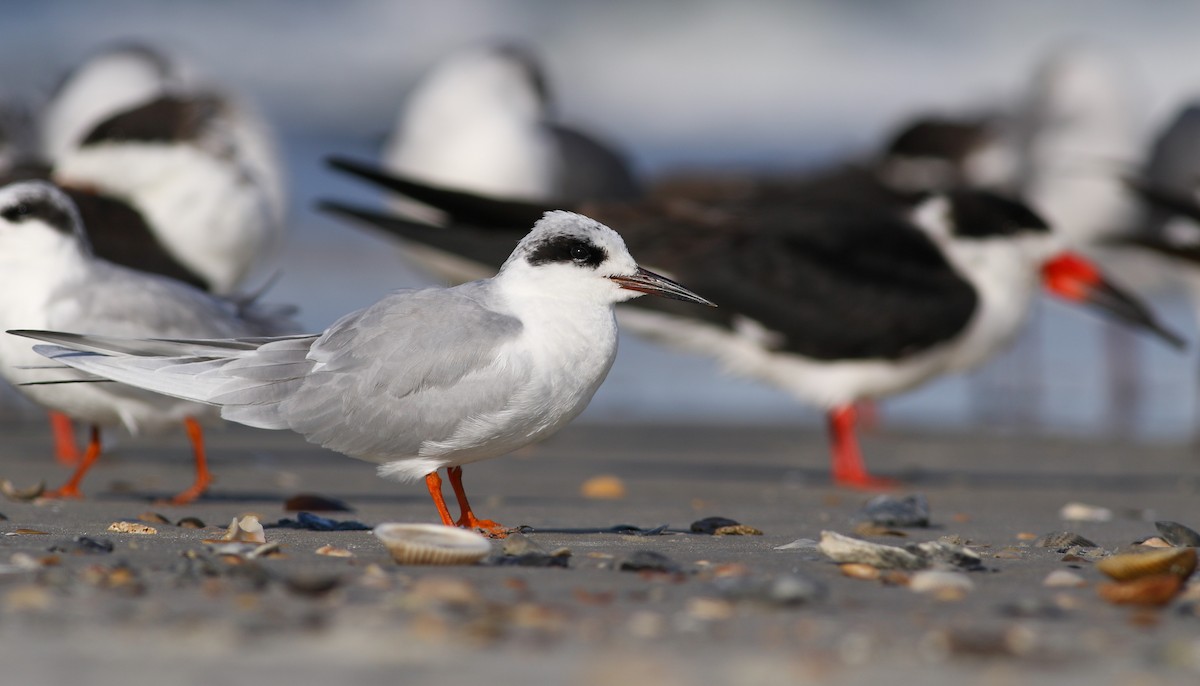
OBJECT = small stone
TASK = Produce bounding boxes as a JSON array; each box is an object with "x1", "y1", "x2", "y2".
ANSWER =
[
  {"x1": 136, "y1": 512, "x2": 170, "y2": 525},
  {"x1": 839, "y1": 563, "x2": 881, "y2": 580},
  {"x1": 859, "y1": 494, "x2": 930, "y2": 528},
  {"x1": 580, "y1": 475, "x2": 626, "y2": 500},
  {"x1": 315, "y1": 544, "x2": 353, "y2": 558},
  {"x1": 107, "y1": 522, "x2": 157, "y2": 535},
  {"x1": 1060, "y1": 502, "x2": 1112, "y2": 523},
  {"x1": 817, "y1": 531, "x2": 924, "y2": 570},
  {"x1": 1035, "y1": 531, "x2": 1097, "y2": 549},
  {"x1": 909, "y1": 570, "x2": 973, "y2": 600},
  {"x1": 1016, "y1": 532, "x2": 1038, "y2": 541},
  {"x1": 284, "y1": 493, "x2": 353, "y2": 512},
  {"x1": 48, "y1": 536, "x2": 114, "y2": 555},
  {"x1": 618, "y1": 550, "x2": 682, "y2": 574},
  {"x1": 176, "y1": 517, "x2": 206, "y2": 529},
  {"x1": 1043, "y1": 569, "x2": 1087, "y2": 587},
  {"x1": 686, "y1": 597, "x2": 735, "y2": 621},
  {"x1": 993, "y1": 547, "x2": 1024, "y2": 560},
  {"x1": 1155, "y1": 521, "x2": 1200, "y2": 547}
]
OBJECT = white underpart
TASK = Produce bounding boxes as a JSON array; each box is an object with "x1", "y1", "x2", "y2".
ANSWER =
[
  {"x1": 1017, "y1": 45, "x2": 1143, "y2": 245},
  {"x1": 383, "y1": 47, "x2": 558, "y2": 202},
  {"x1": 53, "y1": 143, "x2": 277, "y2": 294}
]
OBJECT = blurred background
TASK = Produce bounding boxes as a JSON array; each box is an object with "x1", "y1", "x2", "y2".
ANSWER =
[{"x1": 3, "y1": 0, "x2": 1200, "y2": 440}]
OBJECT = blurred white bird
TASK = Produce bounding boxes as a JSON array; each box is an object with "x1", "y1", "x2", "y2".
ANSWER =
[
  {"x1": 18, "y1": 210, "x2": 712, "y2": 534},
  {"x1": 384, "y1": 43, "x2": 638, "y2": 209},
  {"x1": 0, "y1": 180, "x2": 297, "y2": 503}
]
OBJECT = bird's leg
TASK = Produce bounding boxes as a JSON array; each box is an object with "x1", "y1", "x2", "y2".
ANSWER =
[
  {"x1": 447, "y1": 466, "x2": 508, "y2": 537},
  {"x1": 424, "y1": 471, "x2": 456, "y2": 526},
  {"x1": 163, "y1": 417, "x2": 212, "y2": 505},
  {"x1": 44, "y1": 425, "x2": 102, "y2": 499},
  {"x1": 828, "y1": 405, "x2": 895, "y2": 489},
  {"x1": 49, "y1": 411, "x2": 81, "y2": 466}
]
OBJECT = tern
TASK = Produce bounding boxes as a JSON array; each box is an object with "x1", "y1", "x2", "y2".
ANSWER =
[
  {"x1": 318, "y1": 164, "x2": 1183, "y2": 489},
  {"x1": 0, "y1": 181, "x2": 297, "y2": 503},
  {"x1": 15, "y1": 210, "x2": 713, "y2": 535}
]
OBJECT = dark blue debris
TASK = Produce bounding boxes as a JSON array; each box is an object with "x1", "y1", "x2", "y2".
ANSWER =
[{"x1": 267, "y1": 512, "x2": 371, "y2": 531}]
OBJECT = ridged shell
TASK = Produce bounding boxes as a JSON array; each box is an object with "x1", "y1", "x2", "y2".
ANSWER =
[
  {"x1": 374, "y1": 523, "x2": 491, "y2": 566},
  {"x1": 1096, "y1": 547, "x2": 1197, "y2": 581}
]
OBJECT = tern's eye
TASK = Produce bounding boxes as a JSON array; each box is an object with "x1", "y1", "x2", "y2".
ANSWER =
[
  {"x1": 570, "y1": 245, "x2": 592, "y2": 263},
  {"x1": 1, "y1": 203, "x2": 29, "y2": 222}
]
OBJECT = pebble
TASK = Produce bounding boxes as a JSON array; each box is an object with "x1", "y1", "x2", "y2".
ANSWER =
[
  {"x1": 107, "y1": 522, "x2": 158, "y2": 535},
  {"x1": 909, "y1": 570, "x2": 973, "y2": 600},
  {"x1": 580, "y1": 475, "x2": 626, "y2": 500},
  {"x1": 315, "y1": 544, "x2": 354, "y2": 557},
  {"x1": 1043, "y1": 569, "x2": 1087, "y2": 587},
  {"x1": 839, "y1": 563, "x2": 881, "y2": 580},
  {"x1": 1060, "y1": 502, "x2": 1113, "y2": 523},
  {"x1": 618, "y1": 550, "x2": 683, "y2": 574},
  {"x1": 858, "y1": 494, "x2": 931, "y2": 528}
]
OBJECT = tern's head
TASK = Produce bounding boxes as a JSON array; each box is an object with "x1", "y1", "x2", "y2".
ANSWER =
[
  {"x1": 913, "y1": 190, "x2": 1181, "y2": 348},
  {"x1": 500, "y1": 210, "x2": 713, "y2": 307},
  {"x1": 0, "y1": 179, "x2": 88, "y2": 256}
]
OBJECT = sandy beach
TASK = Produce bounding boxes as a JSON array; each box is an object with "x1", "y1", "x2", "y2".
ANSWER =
[{"x1": 0, "y1": 420, "x2": 1197, "y2": 685}]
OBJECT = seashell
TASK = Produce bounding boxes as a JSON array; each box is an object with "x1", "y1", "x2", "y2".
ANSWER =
[
  {"x1": 0, "y1": 479, "x2": 44, "y2": 502},
  {"x1": 205, "y1": 515, "x2": 265, "y2": 544},
  {"x1": 1134, "y1": 536, "x2": 1173, "y2": 548},
  {"x1": 1034, "y1": 531, "x2": 1097, "y2": 549},
  {"x1": 1096, "y1": 574, "x2": 1184, "y2": 607},
  {"x1": 817, "y1": 531, "x2": 924, "y2": 570},
  {"x1": 374, "y1": 523, "x2": 491, "y2": 566},
  {"x1": 1155, "y1": 521, "x2": 1200, "y2": 547},
  {"x1": 315, "y1": 544, "x2": 353, "y2": 557},
  {"x1": 107, "y1": 522, "x2": 157, "y2": 535},
  {"x1": 910, "y1": 541, "x2": 984, "y2": 570},
  {"x1": 852, "y1": 522, "x2": 907, "y2": 538},
  {"x1": 1096, "y1": 548, "x2": 1197, "y2": 582},
  {"x1": 1059, "y1": 502, "x2": 1112, "y2": 523},
  {"x1": 176, "y1": 517, "x2": 206, "y2": 529}
]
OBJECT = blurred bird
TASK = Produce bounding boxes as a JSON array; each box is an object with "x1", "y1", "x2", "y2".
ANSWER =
[
  {"x1": 13, "y1": 44, "x2": 290, "y2": 464},
  {"x1": 320, "y1": 164, "x2": 1182, "y2": 488},
  {"x1": 44, "y1": 43, "x2": 287, "y2": 296},
  {"x1": 383, "y1": 43, "x2": 639, "y2": 208},
  {"x1": 0, "y1": 181, "x2": 297, "y2": 503},
  {"x1": 16, "y1": 211, "x2": 713, "y2": 535}
]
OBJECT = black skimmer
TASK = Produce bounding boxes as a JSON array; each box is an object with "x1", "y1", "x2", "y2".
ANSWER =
[
  {"x1": 0, "y1": 181, "x2": 297, "y2": 503},
  {"x1": 319, "y1": 162, "x2": 1183, "y2": 488},
  {"x1": 383, "y1": 42, "x2": 639, "y2": 208}
]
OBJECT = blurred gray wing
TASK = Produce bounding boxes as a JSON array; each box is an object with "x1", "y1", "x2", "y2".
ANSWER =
[{"x1": 274, "y1": 286, "x2": 528, "y2": 461}]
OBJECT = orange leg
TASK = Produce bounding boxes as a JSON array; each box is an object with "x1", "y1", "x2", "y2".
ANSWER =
[
  {"x1": 828, "y1": 405, "x2": 896, "y2": 490},
  {"x1": 44, "y1": 425, "x2": 102, "y2": 499},
  {"x1": 164, "y1": 417, "x2": 212, "y2": 505},
  {"x1": 447, "y1": 466, "x2": 508, "y2": 537},
  {"x1": 50, "y1": 411, "x2": 81, "y2": 466},
  {"x1": 425, "y1": 471, "x2": 455, "y2": 526}
]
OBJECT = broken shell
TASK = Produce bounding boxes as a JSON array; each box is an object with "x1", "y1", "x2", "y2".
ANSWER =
[
  {"x1": 176, "y1": 517, "x2": 206, "y2": 529},
  {"x1": 1155, "y1": 521, "x2": 1200, "y2": 547},
  {"x1": 1135, "y1": 536, "x2": 1174, "y2": 548},
  {"x1": 373, "y1": 523, "x2": 490, "y2": 566},
  {"x1": 0, "y1": 479, "x2": 44, "y2": 502},
  {"x1": 1096, "y1": 548, "x2": 1197, "y2": 582},
  {"x1": 315, "y1": 544, "x2": 354, "y2": 558},
  {"x1": 859, "y1": 494, "x2": 931, "y2": 528},
  {"x1": 107, "y1": 522, "x2": 157, "y2": 535},
  {"x1": 207, "y1": 515, "x2": 265, "y2": 544},
  {"x1": 1096, "y1": 574, "x2": 1184, "y2": 607},
  {"x1": 817, "y1": 531, "x2": 924, "y2": 570},
  {"x1": 1034, "y1": 531, "x2": 1097, "y2": 549}
]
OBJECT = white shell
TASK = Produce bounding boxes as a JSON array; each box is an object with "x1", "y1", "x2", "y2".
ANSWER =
[{"x1": 374, "y1": 523, "x2": 492, "y2": 566}]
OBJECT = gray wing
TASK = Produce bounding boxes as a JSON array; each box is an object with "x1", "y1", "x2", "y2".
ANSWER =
[
  {"x1": 46, "y1": 261, "x2": 276, "y2": 339},
  {"x1": 275, "y1": 285, "x2": 528, "y2": 461}
]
